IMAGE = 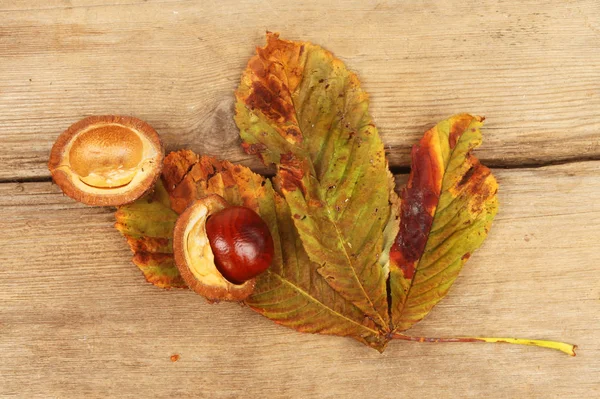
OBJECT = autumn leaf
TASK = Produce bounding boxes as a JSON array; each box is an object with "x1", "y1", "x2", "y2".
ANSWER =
[
  {"x1": 115, "y1": 180, "x2": 185, "y2": 289},
  {"x1": 387, "y1": 114, "x2": 499, "y2": 331},
  {"x1": 379, "y1": 115, "x2": 574, "y2": 355},
  {"x1": 235, "y1": 32, "x2": 391, "y2": 330}
]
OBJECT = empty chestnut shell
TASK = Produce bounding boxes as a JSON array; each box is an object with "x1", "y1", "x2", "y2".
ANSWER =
[{"x1": 48, "y1": 115, "x2": 164, "y2": 206}]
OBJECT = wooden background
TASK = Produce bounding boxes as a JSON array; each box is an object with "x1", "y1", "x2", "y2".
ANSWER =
[{"x1": 1, "y1": 1, "x2": 598, "y2": 397}]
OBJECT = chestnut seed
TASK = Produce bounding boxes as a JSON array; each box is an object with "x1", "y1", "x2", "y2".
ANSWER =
[{"x1": 205, "y1": 206, "x2": 274, "y2": 285}]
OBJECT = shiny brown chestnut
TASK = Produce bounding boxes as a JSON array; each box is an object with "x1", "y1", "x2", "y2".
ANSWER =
[
  {"x1": 173, "y1": 195, "x2": 274, "y2": 301},
  {"x1": 206, "y1": 206, "x2": 274, "y2": 285}
]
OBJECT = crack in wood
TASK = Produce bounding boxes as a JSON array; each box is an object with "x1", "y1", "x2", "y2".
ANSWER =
[
  {"x1": 3, "y1": 155, "x2": 600, "y2": 185},
  {"x1": 388, "y1": 155, "x2": 600, "y2": 175},
  {"x1": 0, "y1": 176, "x2": 55, "y2": 184}
]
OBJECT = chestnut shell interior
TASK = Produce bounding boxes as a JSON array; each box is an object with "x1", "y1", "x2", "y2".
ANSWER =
[
  {"x1": 69, "y1": 125, "x2": 145, "y2": 188},
  {"x1": 48, "y1": 116, "x2": 164, "y2": 206}
]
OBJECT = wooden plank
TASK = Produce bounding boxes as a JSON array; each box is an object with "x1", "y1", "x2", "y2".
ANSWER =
[
  {"x1": 1, "y1": 0, "x2": 599, "y2": 180},
  {"x1": 0, "y1": 162, "x2": 598, "y2": 398}
]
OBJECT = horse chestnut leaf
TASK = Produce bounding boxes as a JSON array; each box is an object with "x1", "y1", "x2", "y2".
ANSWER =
[{"x1": 206, "y1": 206, "x2": 274, "y2": 285}]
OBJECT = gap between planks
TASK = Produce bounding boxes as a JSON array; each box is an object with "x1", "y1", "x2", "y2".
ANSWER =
[{"x1": 3, "y1": 155, "x2": 600, "y2": 185}]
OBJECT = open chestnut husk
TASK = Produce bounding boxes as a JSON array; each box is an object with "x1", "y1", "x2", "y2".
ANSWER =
[
  {"x1": 48, "y1": 115, "x2": 164, "y2": 206},
  {"x1": 173, "y1": 195, "x2": 274, "y2": 301}
]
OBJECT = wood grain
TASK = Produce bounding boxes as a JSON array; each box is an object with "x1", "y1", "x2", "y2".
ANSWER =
[
  {"x1": 1, "y1": 163, "x2": 598, "y2": 398},
  {"x1": 0, "y1": 0, "x2": 599, "y2": 180},
  {"x1": 1, "y1": 1, "x2": 598, "y2": 397}
]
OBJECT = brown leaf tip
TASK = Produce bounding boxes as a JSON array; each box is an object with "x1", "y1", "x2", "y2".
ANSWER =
[{"x1": 448, "y1": 115, "x2": 476, "y2": 149}]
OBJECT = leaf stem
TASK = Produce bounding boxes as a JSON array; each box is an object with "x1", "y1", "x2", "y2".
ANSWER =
[{"x1": 391, "y1": 333, "x2": 577, "y2": 356}]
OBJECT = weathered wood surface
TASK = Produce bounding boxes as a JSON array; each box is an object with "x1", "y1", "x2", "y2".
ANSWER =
[
  {"x1": 0, "y1": 0, "x2": 599, "y2": 180},
  {"x1": 1, "y1": 164, "x2": 599, "y2": 398},
  {"x1": 1, "y1": 0, "x2": 599, "y2": 398}
]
